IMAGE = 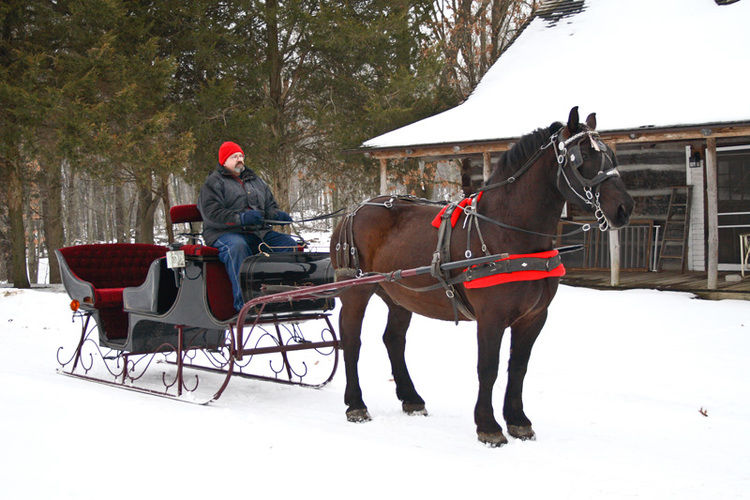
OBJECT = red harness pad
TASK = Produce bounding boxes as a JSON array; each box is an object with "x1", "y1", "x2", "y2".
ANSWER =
[
  {"x1": 431, "y1": 192, "x2": 483, "y2": 229},
  {"x1": 464, "y1": 249, "x2": 565, "y2": 288}
]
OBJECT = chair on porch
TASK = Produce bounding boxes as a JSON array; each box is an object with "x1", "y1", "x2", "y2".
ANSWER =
[{"x1": 740, "y1": 233, "x2": 750, "y2": 278}]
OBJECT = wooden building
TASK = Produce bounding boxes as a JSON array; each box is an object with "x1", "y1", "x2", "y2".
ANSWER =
[{"x1": 359, "y1": 0, "x2": 750, "y2": 290}]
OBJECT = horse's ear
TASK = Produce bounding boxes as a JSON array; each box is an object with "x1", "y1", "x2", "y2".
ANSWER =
[
  {"x1": 567, "y1": 106, "x2": 580, "y2": 132},
  {"x1": 549, "y1": 122, "x2": 563, "y2": 134},
  {"x1": 585, "y1": 112, "x2": 597, "y2": 130}
]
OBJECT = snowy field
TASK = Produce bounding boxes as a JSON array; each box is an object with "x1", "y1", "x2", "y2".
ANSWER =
[{"x1": 1, "y1": 283, "x2": 748, "y2": 499}]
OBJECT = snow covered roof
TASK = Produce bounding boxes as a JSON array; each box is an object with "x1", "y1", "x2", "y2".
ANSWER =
[{"x1": 363, "y1": 0, "x2": 750, "y2": 150}]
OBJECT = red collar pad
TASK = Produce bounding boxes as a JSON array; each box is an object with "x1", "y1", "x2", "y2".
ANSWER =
[{"x1": 431, "y1": 192, "x2": 483, "y2": 229}]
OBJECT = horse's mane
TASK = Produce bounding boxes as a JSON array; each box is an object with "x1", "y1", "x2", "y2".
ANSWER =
[{"x1": 488, "y1": 121, "x2": 563, "y2": 184}]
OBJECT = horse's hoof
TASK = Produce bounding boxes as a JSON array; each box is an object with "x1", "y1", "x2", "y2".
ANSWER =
[
  {"x1": 507, "y1": 425, "x2": 536, "y2": 440},
  {"x1": 477, "y1": 431, "x2": 508, "y2": 447},
  {"x1": 346, "y1": 408, "x2": 372, "y2": 423},
  {"x1": 402, "y1": 402, "x2": 428, "y2": 416}
]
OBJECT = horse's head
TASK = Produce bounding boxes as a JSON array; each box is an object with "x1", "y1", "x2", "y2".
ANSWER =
[{"x1": 552, "y1": 107, "x2": 634, "y2": 229}]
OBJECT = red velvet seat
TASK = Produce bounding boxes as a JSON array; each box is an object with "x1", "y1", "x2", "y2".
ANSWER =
[
  {"x1": 170, "y1": 205, "x2": 220, "y2": 258},
  {"x1": 170, "y1": 204, "x2": 234, "y2": 320},
  {"x1": 94, "y1": 288, "x2": 127, "y2": 308},
  {"x1": 180, "y1": 244, "x2": 219, "y2": 257},
  {"x1": 58, "y1": 243, "x2": 169, "y2": 339},
  {"x1": 170, "y1": 204, "x2": 203, "y2": 225}
]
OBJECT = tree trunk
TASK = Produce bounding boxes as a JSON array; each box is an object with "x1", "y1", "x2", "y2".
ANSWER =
[
  {"x1": 7, "y1": 159, "x2": 30, "y2": 288},
  {"x1": 0, "y1": 227, "x2": 9, "y2": 282},
  {"x1": 135, "y1": 173, "x2": 158, "y2": 244},
  {"x1": 265, "y1": 0, "x2": 292, "y2": 233},
  {"x1": 63, "y1": 162, "x2": 76, "y2": 244},
  {"x1": 114, "y1": 182, "x2": 128, "y2": 242},
  {"x1": 41, "y1": 160, "x2": 64, "y2": 283},
  {"x1": 159, "y1": 173, "x2": 174, "y2": 243},
  {"x1": 26, "y1": 213, "x2": 39, "y2": 285}
]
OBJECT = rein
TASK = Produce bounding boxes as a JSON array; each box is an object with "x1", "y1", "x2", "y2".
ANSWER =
[
  {"x1": 468, "y1": 127, "x2": 620, "y2": 239},
  {"x1": 264, "y1": 207, "x2": 347, "y2": 226}
]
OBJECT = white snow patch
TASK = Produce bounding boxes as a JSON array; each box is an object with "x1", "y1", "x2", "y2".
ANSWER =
[{"x1": 1, "y1": 282, "x2": 749, "y2": 499}]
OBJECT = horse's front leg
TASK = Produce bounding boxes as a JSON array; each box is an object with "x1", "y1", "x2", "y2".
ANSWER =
[
  {"x1": 339, "y1": 286, "x2": 376, "y2": 422},
  {"x1": 474, "y1": 318, "x2": 509, "y2": 446},
  {"x1": 503, "y1": 309, "x2": 548, "y2": 440},
  {"x1": 376, "y1": 291, "x2": 426, "y2": 415}
]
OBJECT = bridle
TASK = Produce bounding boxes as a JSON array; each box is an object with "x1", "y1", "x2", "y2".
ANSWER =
[{"x1": 550, "y1": 127, "x2": 621, "y2": 231}]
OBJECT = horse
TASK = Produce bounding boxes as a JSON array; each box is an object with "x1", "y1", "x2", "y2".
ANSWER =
[{"x1": 330, "y1": 107, "x2": 634, "y2": 446}]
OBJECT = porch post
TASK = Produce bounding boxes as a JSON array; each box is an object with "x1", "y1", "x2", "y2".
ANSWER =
[
  {"x1": 379, "y1": 158, "x2": 387, "y2": 194},
  {"x1": 705, "y1": 137, "x2": 718, "y2": 289},
  {"x1": 609, "y1": 229, "x2": 620, "y2": 286},
  {"x1": 607, "y1": 142, "x2": 620, "y2": 286},
  {"x1": 483, "y1": 152, "x2": 492, "y2": 182}
]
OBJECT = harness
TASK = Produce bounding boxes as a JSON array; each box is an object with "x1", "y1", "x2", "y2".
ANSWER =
[{"x1": 335, "y1": 127, "x2": 621, "y2": 323}]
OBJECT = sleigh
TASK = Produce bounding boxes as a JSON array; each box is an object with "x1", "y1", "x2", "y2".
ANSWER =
[{"x1": 55, "y1": 205, "x2": 340, "y2": 403}]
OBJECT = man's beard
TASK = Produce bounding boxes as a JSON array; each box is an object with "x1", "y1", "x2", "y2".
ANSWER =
[{"x1": 232, "y1": 162, "x2": 245, "y2": 174}]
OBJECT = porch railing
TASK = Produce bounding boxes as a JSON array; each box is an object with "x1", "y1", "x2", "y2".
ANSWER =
[{"x1": 557, "y1": 219, "x2": 654, "y2": 271}]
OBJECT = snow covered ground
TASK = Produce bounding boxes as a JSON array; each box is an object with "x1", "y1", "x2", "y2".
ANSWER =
[{"x1": 1, "y1": 282, "x2": 748, "y2": 499}]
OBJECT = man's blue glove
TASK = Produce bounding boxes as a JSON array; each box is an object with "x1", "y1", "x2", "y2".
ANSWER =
[
  {"x1": 274, "y1": 210, "x2": 293, "y2": 223},
  {"x1": 240, "y1": 210, "x2": 263, "y2": 226}
]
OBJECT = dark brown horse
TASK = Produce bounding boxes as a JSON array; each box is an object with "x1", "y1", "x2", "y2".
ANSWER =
[{"x1": 330, "y1": 107, "x2": 634, "y2": 446}]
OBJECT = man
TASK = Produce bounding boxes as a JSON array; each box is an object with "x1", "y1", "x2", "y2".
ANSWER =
[{"x1": 198, "y1": 141, "x2": 296, "y2": 312}]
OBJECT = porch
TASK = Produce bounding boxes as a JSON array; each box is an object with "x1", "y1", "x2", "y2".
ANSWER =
[{"x1": 561, "y1": 269, "x2": 750, "y2": 301}]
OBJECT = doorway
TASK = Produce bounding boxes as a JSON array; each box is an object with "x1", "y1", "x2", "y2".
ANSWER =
[{"x1": 717, "y1": 145, "x2": 750, "y2": 270}]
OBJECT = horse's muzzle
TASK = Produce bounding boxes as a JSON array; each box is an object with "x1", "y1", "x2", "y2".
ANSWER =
[
  {"x1": 609, "y1": 196, "x2": 634, "y2": 228},
  {"x1": 616, "y1": 202, "x2": 632, "y2": 227},
  {"x1": 599, "y1": 181, "x2": 634, "y2": 229}
]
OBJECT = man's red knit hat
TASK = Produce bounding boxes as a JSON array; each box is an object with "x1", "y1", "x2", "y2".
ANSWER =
[{"x1": 218, "y1": 141, "x2": 244, "y2": 166}]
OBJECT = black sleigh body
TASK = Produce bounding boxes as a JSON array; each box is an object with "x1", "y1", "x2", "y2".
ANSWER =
[{"x1": 55, "y1": 204, "x2": 339, "y2": 402}]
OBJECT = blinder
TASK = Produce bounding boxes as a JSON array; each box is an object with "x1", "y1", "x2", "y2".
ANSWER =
[
  {"x1": 557, "y1": 129, "x2": 619, "y2": 191},
  {"x1": 567, "y1": 144, "x2": 583, "y2": 168}
]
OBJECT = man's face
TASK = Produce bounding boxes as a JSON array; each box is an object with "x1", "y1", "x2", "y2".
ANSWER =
[{"x1": 223, "y1": 152, "x2": 245, "y2": 174}]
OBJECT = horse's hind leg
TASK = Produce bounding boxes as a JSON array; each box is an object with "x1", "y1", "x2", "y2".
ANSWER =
[
  {"x1": 503, "y1": 309, "x2": 547, "y2": 440},
  {"x1": 377, "y1": 291, "x2": 426, "y2": 415},
  {"x1": 339, "y1": 285, "x2": 376, "y2": 422}
]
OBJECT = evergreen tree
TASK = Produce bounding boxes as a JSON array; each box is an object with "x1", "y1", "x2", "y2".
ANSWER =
[
  {"x1": 0, "y1": 1, "x2": 57, "y2": 287},
  {"x1": 234, "y1": 0, "x2": 454, "y2": 209}
]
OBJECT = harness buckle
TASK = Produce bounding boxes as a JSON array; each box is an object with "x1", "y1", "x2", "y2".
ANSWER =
[
  {"x1": 445, "y1": 289, "x2": 455, "y2": 299},
  {"x1": 384, "y1": 198, "x2": 394, "y2": 209}
]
